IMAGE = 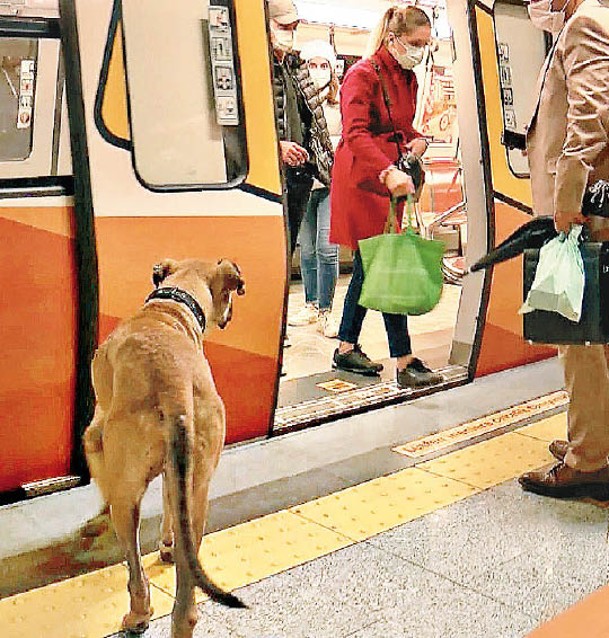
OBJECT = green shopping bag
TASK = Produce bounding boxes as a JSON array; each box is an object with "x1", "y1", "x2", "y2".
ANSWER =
[{"x1": 358, "y1": 196, "x2": 445, "y2": 315}]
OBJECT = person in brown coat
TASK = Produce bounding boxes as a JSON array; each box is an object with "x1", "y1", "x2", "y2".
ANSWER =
[{"x1": 519, "y1": 0, "x2": 609, "y2": 498}]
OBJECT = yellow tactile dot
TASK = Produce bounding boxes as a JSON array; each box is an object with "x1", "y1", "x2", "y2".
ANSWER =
[
  {"x1": 291, "y1": 468, "x2": 478, "y2": 541},
  {"x1": 148, "y1": 510, "x2": 353, "y2": 602},
  {"x1": 419, "y1": 431, "x2": 555, "y2": 489},
  {"x1": 0, "y1": 554, "x2": 174, "y2": 638},
  {"x1": 516, "y1": 412, "x2": 567, "y2": 442}
]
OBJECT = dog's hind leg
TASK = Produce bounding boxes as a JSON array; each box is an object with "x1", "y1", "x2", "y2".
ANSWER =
[
  {"x1": 159, "y1": 474, "x2": 175, "y2": 563},
  {"x1": 102, "y1": 419, "x2": 156, "y2": 634},
  {"x1": 83, "y1": 406, "x2": 107, "y2": 498},
  {"x1": 81, "y1": 406, "x2": 113, "y2": 540},
  {"x1": 112, "y1": 490, "x2": 153, "y2": 633}
]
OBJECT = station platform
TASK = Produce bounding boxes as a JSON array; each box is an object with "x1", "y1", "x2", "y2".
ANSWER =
[{"x1": 2, "y1": 357, "x2": 609, "y2": 637}]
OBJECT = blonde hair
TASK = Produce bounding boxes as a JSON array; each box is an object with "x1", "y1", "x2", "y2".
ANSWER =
[{"x1": 365, "y1": 5, "x2": 431, "y2": 58}]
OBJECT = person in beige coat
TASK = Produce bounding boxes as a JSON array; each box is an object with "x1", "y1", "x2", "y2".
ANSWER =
[{"x1": 519, "y1": 0, "x2": 609, "y2": 498}]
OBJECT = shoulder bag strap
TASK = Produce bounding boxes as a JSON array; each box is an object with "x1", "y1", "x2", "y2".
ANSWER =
[{"x1": 370, "y1": 60, "x2": 403, "y2": 159}]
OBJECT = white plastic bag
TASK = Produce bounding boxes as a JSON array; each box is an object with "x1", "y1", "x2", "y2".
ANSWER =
[{"x1": 519, "y1": 225, "x2": 585, "y2": 322}]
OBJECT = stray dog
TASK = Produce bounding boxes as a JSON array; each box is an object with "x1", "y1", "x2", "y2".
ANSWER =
[{"x1": 83, "y1": 258, "x2": 246, "y2": 637}]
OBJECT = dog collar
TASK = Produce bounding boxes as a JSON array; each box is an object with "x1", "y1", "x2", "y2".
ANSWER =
[{"x1": 145, "y1": 287, "x2": 206, "y2": 332}]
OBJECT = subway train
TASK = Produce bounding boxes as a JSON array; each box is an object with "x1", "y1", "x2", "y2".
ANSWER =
[
  {"x1": 3, "y1": 1, "x2": 608, "y2": 637},
  {"x1": 0, "y1": 0, "x2": 553, "y2": 503}
]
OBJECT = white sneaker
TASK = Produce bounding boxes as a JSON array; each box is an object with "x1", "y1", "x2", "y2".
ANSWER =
[
  {"x1": 317, "y1": 311, "x2": 339, "y2": 338},
  {"x1": 288, "y1": 303, "x2": 318, "y2": 327}
]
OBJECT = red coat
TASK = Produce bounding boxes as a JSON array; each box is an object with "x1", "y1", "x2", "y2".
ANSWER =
[{"x1": 330, "y1": 46, "x2": 422, "y2": 250}]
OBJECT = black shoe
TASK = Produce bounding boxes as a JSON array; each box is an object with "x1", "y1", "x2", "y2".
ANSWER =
[
  {"x1": 332, "y1": 345, "x2": 383, "y2": 376},
  {"x1": 397, "y1": 358, "x2": 443, "y2": 388}
]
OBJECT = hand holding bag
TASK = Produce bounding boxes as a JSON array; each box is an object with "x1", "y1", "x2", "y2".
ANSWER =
[{"x1": 358, "y1": 196, "x2": 444, "y2": 315}]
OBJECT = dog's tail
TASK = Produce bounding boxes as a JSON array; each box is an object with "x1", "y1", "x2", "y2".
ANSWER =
[{"x1": 168, "y1": 415, "x2": 246, "y2": 609}]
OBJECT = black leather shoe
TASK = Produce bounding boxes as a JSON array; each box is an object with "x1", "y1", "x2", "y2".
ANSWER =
[
  {"x1": 397, "y1": 358, "x2": 443, "y2": 388},
  {"x1": 332, "y1": 345, "x2": 383, "y2": 376}
]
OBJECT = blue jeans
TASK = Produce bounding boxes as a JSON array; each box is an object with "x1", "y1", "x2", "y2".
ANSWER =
[
  {"x1": 298, "y1": 188, "x2": 339, "y2": 311},
  {"x1": 338, "y1": 250, "x2": 412, "y2": 358}
]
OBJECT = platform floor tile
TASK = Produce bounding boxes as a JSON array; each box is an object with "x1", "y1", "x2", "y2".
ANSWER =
[
  {"x1": 418, "y1": 431, "x2": 556, "y2": 489},
  {"x1": 0, "y1": 554, "x2": 174, "y2": 638},
  {"x1": 291, "y1": 467, "x2": 478, "y2": 541},
  {"x1": 465, "y1": 503, "x2": 609, "y2": 624},
  {"x1": 0, "y1": 409, "x2": 572, "y2": 638},
  {"x1": 195, "y1": 542, "x2": 538, "y2": 638},
  {"x1": 368, "y1": 480, "x2": 608, "y2": 592}
]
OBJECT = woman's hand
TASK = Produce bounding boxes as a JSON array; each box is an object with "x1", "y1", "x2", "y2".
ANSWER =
[
  {"x1": 406, "y1": 138, "x2": 429, "y2": 158},
  {"x1": 384, "y1": 167, "x2": 415, "y2": 199},
  {"x1": 280, "y1": 141, "x2": 309, "y2": 167}
]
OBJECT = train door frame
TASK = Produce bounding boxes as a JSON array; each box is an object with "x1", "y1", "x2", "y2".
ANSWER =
[
  {"x1": 0, "y1": 8, "x2": 94, "y2": 502},
  {"x1": 447, "y1": 0, "x2": 556, "y2": 378},
  {"x1": 62, "y1": 0, "x2": 286, "y2": 452}
]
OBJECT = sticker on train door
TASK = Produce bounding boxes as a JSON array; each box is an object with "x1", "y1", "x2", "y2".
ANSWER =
[
  {"x1": 208, "y1": 4, "x2": 239, "y2": 126},
  {"x1": 17, "y1": 59, "x2": 34, "y2": 129}
]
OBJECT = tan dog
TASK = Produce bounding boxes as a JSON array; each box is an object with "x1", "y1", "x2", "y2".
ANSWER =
[{"x1": 83, "y1": 258, "x2": 246, "y2": 637}]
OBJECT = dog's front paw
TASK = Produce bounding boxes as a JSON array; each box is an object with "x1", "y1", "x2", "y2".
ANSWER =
[{"x1": 159, "y1": 540, "x2": 175, "y2": 564}]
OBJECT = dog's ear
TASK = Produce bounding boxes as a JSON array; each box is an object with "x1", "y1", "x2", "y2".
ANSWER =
[
  {"x1": 215, "y1": 259, "x2": 245, "y2": 296},
  {"x1": 152, "y1": 259, "x2": 179, "y2": 288}
]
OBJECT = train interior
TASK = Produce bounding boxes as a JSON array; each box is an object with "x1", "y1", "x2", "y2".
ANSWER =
[{"x1": 277, "y1": 0, "x2": 467, "y2": 430}]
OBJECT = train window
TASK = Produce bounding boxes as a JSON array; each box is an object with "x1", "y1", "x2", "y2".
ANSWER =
[
  {"x1": 493, "y1": 2, "x2": 547, "y2": 177},
  {"x1": 120, "y1": 0, "x2": 246, "y2": 190},
  {"x1": 0, "y1": 38, "x2": 37, "y2": 162}
]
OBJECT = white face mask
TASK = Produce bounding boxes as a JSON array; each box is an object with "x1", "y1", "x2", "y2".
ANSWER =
[
  {"x1": 309, "y1": 68, "x2": 332, "y2": 91},
  {"x1": 272, "y1": 26, "x2": 295, "y2": 52},
  {"x1": 391, "y1": 36, "x2": 426, "y2": 70},
  {"x1": 527, "y1": 0, "x2": 567, "y2": 34}
]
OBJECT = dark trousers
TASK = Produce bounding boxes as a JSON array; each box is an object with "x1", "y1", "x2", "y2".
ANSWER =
[
  {"x1": 286, "y1": 171, "x2": 314, "y2": 257},
  {"x1": 338, "y1": 250, "x2": 412, "y2": 358}
]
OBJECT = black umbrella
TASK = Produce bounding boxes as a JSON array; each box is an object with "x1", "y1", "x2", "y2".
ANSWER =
[{"x1": 470, "y1": 216, "x2": 557, "y2": 272}]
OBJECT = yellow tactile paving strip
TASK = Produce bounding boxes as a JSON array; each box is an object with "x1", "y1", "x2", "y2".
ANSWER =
[
  {"x1": 1, "y1": 554, "x2": 175, "y2": 638},
  {"x1": 419, "y1": 431, "x2": 555, "y2": 490},
  {"x1": 149, "y1": 511, "x2": 353, "y2": 603},
  {"x1": 293, "y1": 469, "x2": 478, "y2": 542},
  {"x1": 0, "y1": 406, "x2": 567, "y2": 638}
]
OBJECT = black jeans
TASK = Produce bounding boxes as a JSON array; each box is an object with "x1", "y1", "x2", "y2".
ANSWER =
[
  {"x1": 286, "y1": 170, "x2": 314, "y2": 257},
  {"x1": 337, "y1": 250, "x2": 412, "y2": 358}
]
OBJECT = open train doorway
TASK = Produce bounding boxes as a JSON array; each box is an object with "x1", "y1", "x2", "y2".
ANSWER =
[{"x1": 274, "y1": 0, "x2": 468, "y2": 433}]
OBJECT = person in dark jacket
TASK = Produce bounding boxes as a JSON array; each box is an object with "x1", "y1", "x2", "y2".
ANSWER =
[
  {"x1": 330, "y1": 5, "x2": 443, "y2": 388},
  {"x1": 267, "y1": 0, "x2": 334, "y2": 257}
]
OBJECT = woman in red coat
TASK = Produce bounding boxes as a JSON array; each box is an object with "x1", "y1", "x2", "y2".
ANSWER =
[{"x1": 330, "y1": 5, "x2": 443, "y2": 388}]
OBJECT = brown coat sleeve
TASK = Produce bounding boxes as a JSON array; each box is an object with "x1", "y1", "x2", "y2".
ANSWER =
[{"x1": 555, "y1": 12, "x2": 609, "y2": 213}]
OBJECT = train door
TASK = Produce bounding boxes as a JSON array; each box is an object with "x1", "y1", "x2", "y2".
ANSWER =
[
  {"x1": 0, "y1": 3, "x2": 84, "y2": 501},
  {"x1": 274, "y1": 0, "x2": 469, "y2": 434},
  {"x1": 447, "y1": 0, "x2": 556, "y2": 376},
  {"x1": 62, "y1": 0, "x2": 285, "y2": 445}
]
